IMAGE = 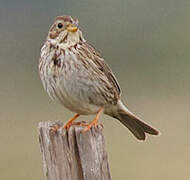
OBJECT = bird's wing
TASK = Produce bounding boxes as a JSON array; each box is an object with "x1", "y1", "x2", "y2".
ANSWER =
[{"x1": 84, "y1": 42, "x2": 121, "y2": 97}]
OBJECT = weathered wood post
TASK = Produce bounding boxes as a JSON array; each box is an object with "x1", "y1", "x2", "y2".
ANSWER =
[{"x1": 38, "y1": 121, "x2": 111, "y2": 180}]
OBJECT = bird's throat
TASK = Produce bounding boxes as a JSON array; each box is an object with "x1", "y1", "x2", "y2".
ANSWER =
[{"x1": 58, "y1": 30, "x2": 80, "y2": 50}]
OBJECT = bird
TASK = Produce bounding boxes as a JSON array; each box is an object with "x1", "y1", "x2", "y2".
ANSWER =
[{"x1": 39, "y1": 15, "x2": 159, "y2": 140}]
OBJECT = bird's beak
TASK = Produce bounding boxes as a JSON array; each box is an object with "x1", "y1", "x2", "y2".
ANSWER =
[{"x1": 67, "y1": 24, "x2": 78, "y2": 32}]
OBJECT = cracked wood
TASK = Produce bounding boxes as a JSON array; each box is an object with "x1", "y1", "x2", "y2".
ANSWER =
[{"x1": 38, "y1": 121, "x2": 111, "y2": 180}]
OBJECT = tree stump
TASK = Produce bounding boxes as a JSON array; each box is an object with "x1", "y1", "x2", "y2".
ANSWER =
[{"x1": 38, "y1": 121, "x2": 111, "y2": 180}]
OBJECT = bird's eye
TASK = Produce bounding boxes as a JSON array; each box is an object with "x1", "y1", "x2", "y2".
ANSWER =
[{"x1": 57, "y1": 23, "x2": 63, "y2": 29}]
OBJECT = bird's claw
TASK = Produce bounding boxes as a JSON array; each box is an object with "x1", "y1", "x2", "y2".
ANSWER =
[
  {"x1": 83, "y1": 121, "x2": 98, "y2": 132},
  {"x1": 64, "y1": 121, "x2": 88, "y2": 129},
  {"x1": 50, "y1": 124, "x2": 61, "y2": 133}
]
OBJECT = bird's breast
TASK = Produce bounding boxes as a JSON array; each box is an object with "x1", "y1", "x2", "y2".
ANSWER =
[{"x1": 39, "y1": 43, "x2": 101, "y2": 115}]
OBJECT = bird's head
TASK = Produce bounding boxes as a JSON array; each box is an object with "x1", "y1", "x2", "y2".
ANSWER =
[{"x1": 47, "y1": 15, "x2": 84, "y2": 47}]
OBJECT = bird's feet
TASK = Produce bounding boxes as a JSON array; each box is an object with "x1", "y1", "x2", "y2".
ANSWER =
[
  {"x1": 83, "y1": 108, "x2": 103, "y2": 132},
  {"x1": 64, "y1": 114, "x2": 80, "y2": 129},
  {"x1": 64, "y1": 121, "x2": 88, "y2": 129},
  {"x1": 53, "y1": 108, "x2": 103, "y2": 132},
  {"x1": 50, "y1": 124, "x2": 61, "y2": 133},
  {"x1": 64, "y1": 121, "x2": 103, "y2": 132},
  {"x1": 83, "y1": 121, "x2": 98, "y2": 132}
]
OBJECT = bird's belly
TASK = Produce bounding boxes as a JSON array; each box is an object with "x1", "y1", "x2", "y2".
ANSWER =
[
  {"x1": 58, "y1": 93, "x2": 100, "y2": 115},
  {"x1": 42, "y1": 73, "x2": 101, "y2": 115}
]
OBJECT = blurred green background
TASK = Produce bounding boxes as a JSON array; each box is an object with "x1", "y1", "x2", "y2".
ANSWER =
[{"x1": 0, "y1": 0, "x2": 189, "y2": 179}]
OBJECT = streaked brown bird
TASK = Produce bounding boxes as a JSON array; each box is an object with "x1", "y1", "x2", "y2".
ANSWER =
[{"x1": 39, "y1": 15, "x2": 159, "y2": 140}]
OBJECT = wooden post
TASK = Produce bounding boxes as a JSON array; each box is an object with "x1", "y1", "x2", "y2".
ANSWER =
[{"x1": 38, "y1": 121, "x2": 111, "y2": 180}]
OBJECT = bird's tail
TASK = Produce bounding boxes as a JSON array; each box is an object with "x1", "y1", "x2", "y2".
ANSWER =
[{"x1": 110, "y1": 101, "x2": 159, "y2": 140}]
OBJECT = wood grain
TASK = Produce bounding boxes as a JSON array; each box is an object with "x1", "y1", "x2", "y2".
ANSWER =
[{"x1": 38, "y1": 121, "x2": 111, "y2": 180}]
